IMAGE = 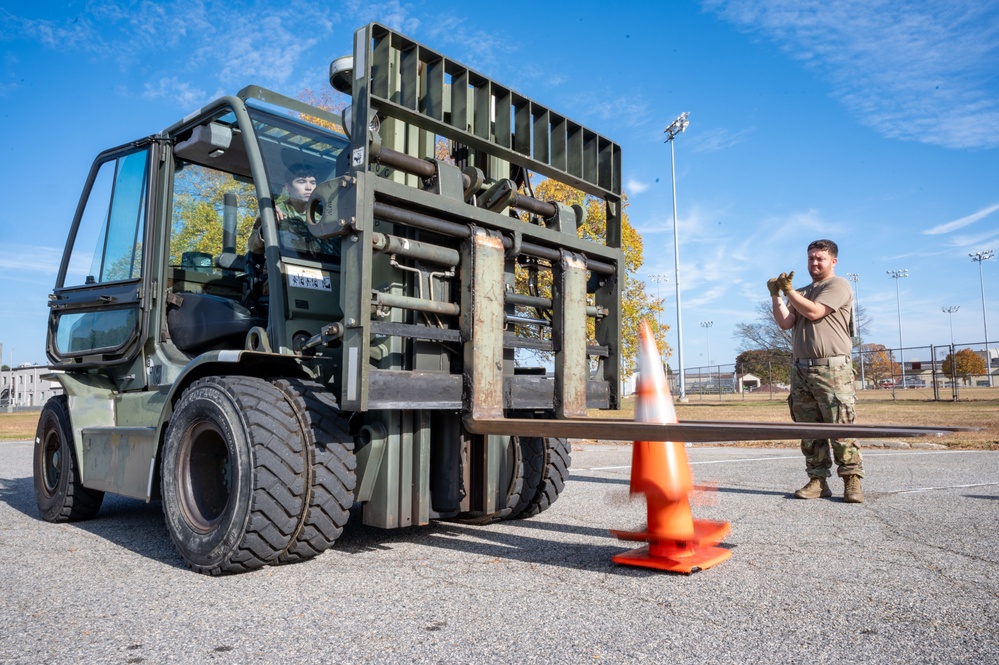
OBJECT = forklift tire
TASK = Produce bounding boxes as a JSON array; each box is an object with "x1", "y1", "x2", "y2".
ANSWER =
[
  {"x1": 454, "y1": 434, "x2": 534, "y2": 524},
  {"x1": 271, "y1": 379, "x2": 356, "y2": 564},
  {"x1": 161, "y1": 376, "x2": 308, "y2": 575},
  {"x1": 33, "y1": 395, "x2": 105, "y2": 522},
  {"x1": 508, "y1": 435, "x2": 571, "y2": 519}
]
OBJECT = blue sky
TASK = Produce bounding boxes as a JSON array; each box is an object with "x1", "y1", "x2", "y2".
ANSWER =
[{"x1": 1, "y1": 0, "x2": 997, "y2": 370}]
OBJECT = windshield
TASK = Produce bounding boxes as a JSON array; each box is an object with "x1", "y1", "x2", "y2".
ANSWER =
[{"x1": 247, "y1": 105, "x2": 349, "y2": 263}]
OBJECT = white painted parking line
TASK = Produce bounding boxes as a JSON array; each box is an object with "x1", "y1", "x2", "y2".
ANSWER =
[
  {"x1": 584, "y1": 455, "x2": 800, "y2": 471},
  {"x1": 577, "y1": 449, "x2": 985, "y2": 473},
  {"x1": 692, "y1": 455, "x2": 802, "y2": 465},
  {"x1": 894, "y1": 482, "x2": 999, "y2": 494},
  {"x1": 862, "y1": 450, "x2": 974, "y2": 457}
]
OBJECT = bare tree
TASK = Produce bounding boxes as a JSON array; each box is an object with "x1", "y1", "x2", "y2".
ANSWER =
[
  {"x1": 735, "y1": 302, "x2": 792, "y2": 354},
  {"x1": 735, "y1": 301, "x2": 870, "y2": 355}
]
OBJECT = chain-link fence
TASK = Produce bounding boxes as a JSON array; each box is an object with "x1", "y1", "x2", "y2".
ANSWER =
[{"x1": 659, "y1": 341, "x2": 997, "y2": 402}]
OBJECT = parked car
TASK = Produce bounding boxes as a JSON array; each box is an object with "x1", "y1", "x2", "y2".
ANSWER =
[{"x1": 878, "y1": 377, "x2": 926, "y2": 389}]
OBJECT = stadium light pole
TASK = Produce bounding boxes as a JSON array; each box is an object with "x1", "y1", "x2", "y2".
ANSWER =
[
  {"x1": 942, "y1": 306, "x2": 960, "y2": 349},
  {"x1": 845, "y1": 273, "x2": 864, "y2": 389},
  {"x1": 699, "y1": 321, "x2": 713, "y2": 366},
  {"x1": 665, "y1": 112, "x2": 690, "y2": 401},
  {"x1": 650, "y1": 273, "x2": 669, "y2": 365},
  {"x1": 887, "y1": 269, "x2": 908, "y2": 386},
  {"x1": 650, "y1": 273, "x2": 669, "y2": 331},
  {"x1": 942, "y1": 305, "x2": 960, "y2": 387},
  {"x1": 970, "y1": 249, "x2": 994, "y2": 387}
]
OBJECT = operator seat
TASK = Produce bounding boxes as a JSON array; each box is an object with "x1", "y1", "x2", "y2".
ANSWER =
[{"x1": 166, "y1": 292, "x2": 263, "y2": 354}]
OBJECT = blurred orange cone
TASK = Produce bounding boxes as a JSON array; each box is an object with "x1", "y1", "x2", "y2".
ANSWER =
[{"x1": 610, "y1": 320, "x2": 732, "y2": 573}]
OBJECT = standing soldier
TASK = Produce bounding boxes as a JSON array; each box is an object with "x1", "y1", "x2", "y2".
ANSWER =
[{"x1": 770, "y1": 239, "x2": 864, "y2": 503}]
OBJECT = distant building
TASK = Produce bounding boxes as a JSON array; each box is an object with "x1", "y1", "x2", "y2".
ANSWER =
[
  {"x1": 1, "y1": 365, "x2": 63, "y2": 410},
  {"x1": 736, "y1": 373, "x2": 761, "y2": 392}
]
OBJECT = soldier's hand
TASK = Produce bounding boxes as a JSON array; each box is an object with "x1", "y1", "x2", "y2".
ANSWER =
[
  {"x1": 767, "y1": 277, "x2": 780, "y2": 297},
  {"x1": 776, "y1": 271, "x2": 795, "y2": 294}
]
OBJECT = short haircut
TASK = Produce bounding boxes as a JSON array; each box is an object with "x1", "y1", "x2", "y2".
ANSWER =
[
  {"x1": 286, "y1": 162, "x2": 318, "y2": 179},
  {"x1": 807, "y1": 239, "x2": 839, "y2": 257}
]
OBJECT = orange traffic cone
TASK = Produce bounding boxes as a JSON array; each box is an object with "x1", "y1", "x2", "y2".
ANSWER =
[{"x1": 611, "y1": 320, "x2": 732, "y2": 573}]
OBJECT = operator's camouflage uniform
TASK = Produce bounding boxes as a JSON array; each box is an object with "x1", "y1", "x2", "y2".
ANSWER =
[
  {"x1": 789, "y1": 275, "x2": 863, "y2": 479},
  {"x1": 247, "y1": 197, "x2": 338, "y2": 258},
  {"x1": 245, "y1": 197, "x2": 338, "y2": 300},
  {"x1": 789, "y1": 363, "x2": 864, "y2": 478}
]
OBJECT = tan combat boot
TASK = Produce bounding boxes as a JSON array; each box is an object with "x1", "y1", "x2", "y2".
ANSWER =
[
  {"x1": 794, "y1": 477, "x2": 832, "y2": 499},
  {"x1": 843, "y1": 475, "x2": 864, "y2": 503}
]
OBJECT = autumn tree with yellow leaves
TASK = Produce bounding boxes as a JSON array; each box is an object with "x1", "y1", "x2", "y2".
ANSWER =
[
  {"x1": 513, "y1": 178, "x2": 668, "y2": 377},
  {"x1": 859, "y1": 343, "x2": 901, "y2": 385},
  {"x1": 941, "y1": 348, "x2": 987, "y2": 385}
]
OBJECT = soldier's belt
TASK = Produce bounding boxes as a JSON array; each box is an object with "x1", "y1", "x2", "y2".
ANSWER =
[{"x1": 794, "y1": 356, "x2": 850, "y2": 367}]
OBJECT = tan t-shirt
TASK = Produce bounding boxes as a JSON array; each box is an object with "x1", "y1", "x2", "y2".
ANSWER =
[{"x1": 792, "y1": 276, "x2": 854, "y2": 360}]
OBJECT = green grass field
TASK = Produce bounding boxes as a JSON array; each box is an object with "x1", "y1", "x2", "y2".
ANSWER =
[{"x1": 595, "y1": 394, "x2": 998, "y2": 449}]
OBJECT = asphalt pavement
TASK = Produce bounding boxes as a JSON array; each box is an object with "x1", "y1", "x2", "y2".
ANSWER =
[{"x1": 1, "y1": 440, "x2": 997, "y2": 664}]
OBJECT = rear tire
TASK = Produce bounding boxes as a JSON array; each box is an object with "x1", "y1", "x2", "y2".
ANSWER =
[
  {"x1": 33, "y1": 395, "x2": 104, "y2": 522},
  {"x1": 270, "y1": 379, "x2": 356, "y2": 564},
  {"x1": 160, "y1": 376, "x2": 308, "y2": 575}
]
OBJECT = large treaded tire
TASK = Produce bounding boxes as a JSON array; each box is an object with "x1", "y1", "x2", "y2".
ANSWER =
[
  {"x1": 161, "y1": 376, "x2": 308, "y2": 575},
  {"x1": 509, "y1": 435, "x2": 571, "y2": 519},
  {"x1": 33, "y1": 395, "x2": 105, "y2": 522},
  {"x1": 454, "y1": 434, "x2": 533, "y2": 525},
  {"x1": 270, "y1": 379, "x2": 356, "y2": 564}
]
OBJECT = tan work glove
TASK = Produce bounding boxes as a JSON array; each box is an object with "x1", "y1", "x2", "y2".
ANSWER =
[
  {"x1": 767, "y1": 277, "x2": 780, "y2": 297},
  {"x1": 775, "y1": 271, "x2": 795, "y2": 295}
]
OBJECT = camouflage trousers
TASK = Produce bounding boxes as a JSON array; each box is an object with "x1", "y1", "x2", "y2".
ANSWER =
[{"x1": 788, "y1": 363, "x2": 864, "y2": 478}]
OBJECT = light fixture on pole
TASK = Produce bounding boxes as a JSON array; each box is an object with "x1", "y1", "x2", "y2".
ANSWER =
[
  {"x1": 970, "y1": 249, "x2": 993, "y2": 387},
  {"x1": 665, "y1": 112, "x2": 690, "y2": 401},
  {"x1": 845, "y1": 272, "x2": 864, "y2": 389},
  {"x1": 699, "y1": 321, "x2": 713, "y2": 366},
  {"x1": 942, "y1": 306, "x2": 960, "y2": 349},
  {"x1": 887, "y1": 269, "x2": 908, "y2": 387}
]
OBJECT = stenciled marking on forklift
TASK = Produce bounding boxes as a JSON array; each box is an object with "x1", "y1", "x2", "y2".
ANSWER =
[{"x1": 286, "y1": 265, "x2": 331, "y2": 291}]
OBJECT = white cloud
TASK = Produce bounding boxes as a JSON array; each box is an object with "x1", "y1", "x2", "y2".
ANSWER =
[
  {"x1": 143, "y1": 77, "x2": 209, "y2": 109},
  {"x1": 705, "y1": 0, "x2": 999, "y2": 149},
  {"x1": 626, "y1": 179, "x2": 650, "y2": 195},
  {"x1": 588, "y1": 95, "x2": 650, "y2": 126},
  {"x1": 420, "y1": 14, "x2": 510, "y2": 72},
  {"x1": 923, "y1": 202, "x2": 999, "y2": 235},
  {"x1": 692, "y1": 126, "x2": 755, "y2": 153},
  {"x1": 342, "y1": 0, "x2": 419, "y2": 35},
  {"x1": 0, "y1": 244, "x2": 63, "y2": 274},
  {"x1": 2, "y1": 2, "x2": 338, "y2": 106}
]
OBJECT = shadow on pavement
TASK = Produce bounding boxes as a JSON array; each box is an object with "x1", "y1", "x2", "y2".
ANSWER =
[
  {"x1": 0, "y1": 475, "x2": 185, "y2": 571},
  {"x1": 333, "y1": 517, "x2": 690, "y2": 575}
]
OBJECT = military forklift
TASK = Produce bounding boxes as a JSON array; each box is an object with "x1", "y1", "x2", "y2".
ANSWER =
[{"x1": 35, "y1": 23, "x2": 951, "y2": 575}]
